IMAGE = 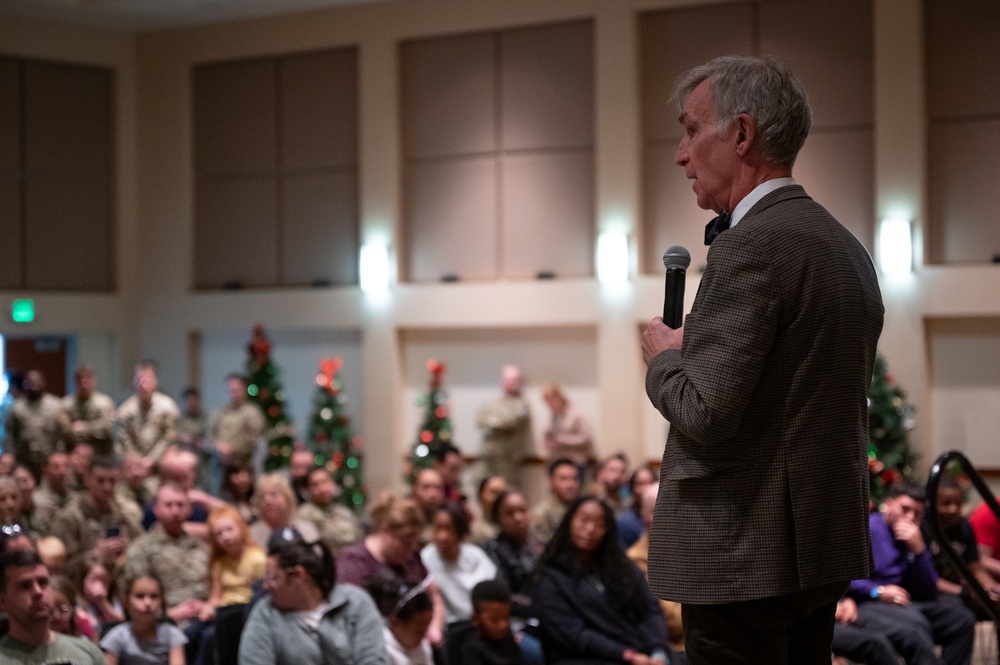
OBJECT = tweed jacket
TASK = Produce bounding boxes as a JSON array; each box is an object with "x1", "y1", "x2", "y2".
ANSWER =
[{"x1": 646, "y1": 185, "x2": 884, "y2": 604}]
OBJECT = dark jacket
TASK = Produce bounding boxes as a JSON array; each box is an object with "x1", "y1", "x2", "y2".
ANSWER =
[
  {"x1": 532, "y1": 559, "x2": 668, "y2": 663},
  {"x1": 647, "y1": 185, "x2": 884, "y2": 604}
]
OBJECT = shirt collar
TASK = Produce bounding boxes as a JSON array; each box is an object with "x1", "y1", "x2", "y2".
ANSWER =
[{"x1": 729, "y1": 177, "x2": 796, "y2": 228}]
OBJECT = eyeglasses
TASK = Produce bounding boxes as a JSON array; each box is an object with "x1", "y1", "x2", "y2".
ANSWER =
[
  {"x1": 53, "y1": 604, "x2": 72, "y2": 615},
  {"x1": 0, "y1": 524, "x2": 23, "y2": 536},
  {"x1": 263, "y1": 567, "x2": 298, "y2": 584}
]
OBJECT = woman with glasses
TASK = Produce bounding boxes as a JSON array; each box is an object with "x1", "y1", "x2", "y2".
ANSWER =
[{"x1": 238, "y1": 539, "x2": 385, "y2": 665}]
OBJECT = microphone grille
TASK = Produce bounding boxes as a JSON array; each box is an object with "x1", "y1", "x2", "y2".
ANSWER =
[{"x1": 662, "y1": 245, "x2": 691, "y2": 270}]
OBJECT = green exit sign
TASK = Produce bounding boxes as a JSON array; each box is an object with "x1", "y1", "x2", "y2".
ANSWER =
[{"x1": 10, "y1": 299, "x2": 35, "y2": 323}]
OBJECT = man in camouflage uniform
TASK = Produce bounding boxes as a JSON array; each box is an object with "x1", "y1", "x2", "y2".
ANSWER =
[
  {"x1": 63, "y1": 364, "x2": 116, "y2": 457},
  {"x1": 116, "y1": 360, "x2": 179, "y2": 470},
  {"x1": 476, "y1": 364, "x2": 531, "y2": 486},
  {"x1": 51, "y1": 455, "x2": 142, "y2": 582},
  {"x1": 530, "y1": 457, "x2": 581, "y2": 545},
  {"x1": 208, "y1": 373, "x2": 265, "y2": 471},
  {"x1": 120, "y1": 483, "x2": 209, "y2": 625},
  {"x1": 120, "y1": 482, "x2": 210, "y2": 664},
  {"x1": 31, "y1": 451, "x2": 73, "y2": 536},
  {"x1": 4, "y1": 370, "x2": 69, "y2": 481},
  {"x1": 295, "y1": 466, "x2": 362, "y2": 557}
]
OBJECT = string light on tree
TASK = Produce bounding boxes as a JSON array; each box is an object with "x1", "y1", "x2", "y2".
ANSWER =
[
  {"x1": 307, "y1": 357, "x2": 366, "y2": 512},
  {"x1": 407, "y1": 358, "x2": 453, "y2": 483}
]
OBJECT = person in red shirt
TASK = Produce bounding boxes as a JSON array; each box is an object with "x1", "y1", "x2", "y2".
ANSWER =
[{"x1": 969, "y1": 497, "x2": 1000, "y2": 579}]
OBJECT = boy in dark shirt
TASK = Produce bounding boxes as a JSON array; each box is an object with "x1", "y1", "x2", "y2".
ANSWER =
[
  {"x1": 922, "y1": 474, "x2": 1000, "y2": 615},
  {"x1": 462, "y1": 580, "x2": 527, "y2": 665}
]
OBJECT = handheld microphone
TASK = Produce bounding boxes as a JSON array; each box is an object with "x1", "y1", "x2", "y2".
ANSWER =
[{"x1": 662, "y1": 246, "x2": 691, "y2": 329}]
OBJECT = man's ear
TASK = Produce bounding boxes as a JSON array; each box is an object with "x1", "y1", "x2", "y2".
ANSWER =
[{"x1": 734, "y1": 114, "x2": 756, "y2": 156}]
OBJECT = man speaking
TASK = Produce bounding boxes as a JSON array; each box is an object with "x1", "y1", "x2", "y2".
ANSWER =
[{"x1": 641, "y1": 55, "x2": 884, "y2": 664}]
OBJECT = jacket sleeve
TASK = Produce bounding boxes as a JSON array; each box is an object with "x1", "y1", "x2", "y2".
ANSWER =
[
  {"x1": 238, "y1": 602, "x2": 278, "y2": 665},
  {"x1": 635, "y1": 572, "x2": 670, "y2": 654},
  {"x1": 645, "y1": 231, "x2": 780, "y2": 446},
  {"x1": 346, "y1": 588, "x2": 389, "y2": 665},
  {"x1": 532, "y1": 569, "x2": 627, "y2": 662}
]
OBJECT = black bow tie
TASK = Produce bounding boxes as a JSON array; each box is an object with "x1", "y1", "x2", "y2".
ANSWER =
[{"x1": 704, "y1": 211, "x2": 731, "y2": 246}]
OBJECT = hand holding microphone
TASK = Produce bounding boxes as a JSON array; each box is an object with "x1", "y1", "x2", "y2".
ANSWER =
[{"x1": 642, "y1": 246, "x2": 690, "y2": 365}]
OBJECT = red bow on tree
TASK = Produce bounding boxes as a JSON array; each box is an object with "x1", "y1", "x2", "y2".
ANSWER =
[
  {"x1": 316, "y1": 357, "x2": 343, "y2": 395},
  {"x1": 250, "y1": 324, "x2": 271, "y2": 365},
  {"x1": 426, "y1": 358, "x2": 446, "y2": 389}
]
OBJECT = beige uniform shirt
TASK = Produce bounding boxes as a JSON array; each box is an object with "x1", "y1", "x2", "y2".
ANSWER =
[
  {"x1": 50, "y1": 494, "x2": 143, "y2": 581},
  {"x1": 209, "y1": 401, "x2": 266, "y2": 462},
  {"x1": 120, "y1": 524, "x2": 210, "y2": 610},
  {"x1": 529, "y1": 494, "x2": 568, "y2": 546},
  {"x1": 115, "y1": 391, "x2": 180, "y2": 462},
  {"x1": 5, "y1": 393, "x2": 69, "y2": 457},
  {"x1": 63, "y1": 391, "x2": 116, "y2": 455},
  {"x1": 296, "y1": 501, "x2": 363, "y2": 556}
]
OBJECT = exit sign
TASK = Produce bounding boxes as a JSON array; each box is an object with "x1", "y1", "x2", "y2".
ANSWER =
[{"x1": 10, "y1": 299, "x2": 35, "y2": 323}]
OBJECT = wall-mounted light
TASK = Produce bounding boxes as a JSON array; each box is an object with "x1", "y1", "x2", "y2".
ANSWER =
[
  {"x1": 878, "y1": 217, "x2": 912, "y2": 274},
  {"x1": 359, "y1": 242, "x2": 389, "y2": 293},
  {"x1": 597, "y1": 231, "x2": 629, "y2": 285}
]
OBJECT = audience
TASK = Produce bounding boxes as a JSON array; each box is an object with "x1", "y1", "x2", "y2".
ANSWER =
[
  {"x1": 6, "y1": 361, "x2": 1000, "y2": 665},
  {"x1": 337, "y1": 493, "x2": 446, "y2": 646},
  {"x1": 411, "y1": 468, "x2": 446, "y2": 544},
  {"x1": 0, "y1": 549, "x2": 106, "y2": 665},
  {"x1": 249, "y1": 472, "x2": 319, "y2": 551},
  {"x1": 31, "y1": 451, "x2": 72, "y2": 536},
  {"x1": 219, "y1": 459, "x2": 256, "y2": 524},
  {"x1": 625, "y1": 483, "x2": 684, "y2": 661},
  {"x1": 49, "y1": 573, "x2": 97, "y2": 641},
  {"x1": 295, "y1": 465, "x2": 363, "y2": 557},
  {"x1": 532, "y1": 496, "x2": 670, "y2": 664},
  {"x1": 617, "y1": 465, "x2": 657, "y2": 549},
  {"x1": 420, "y1": 501, "x2": 497, "y2": 624},
  {"x1": 483, "y1": 489, "x2": 543, "y2": 620},
  {"x1": 100, "y1": 573, "x2": 188, "y2": 665},
  {"x1": 433, "y1": 444, "x2": 465, "y2": 505},
  {"x1": 79, "y1": 560, "x2": 124, "y2": 633},
  {"x1": 470, "y1": 474, "x2": 508, "y2": 546},
  {"x1": 120, "y1": 482, "x2": 211, "y2": 664},
  {"x1": 239, "y1": 539, "x2": 385, "y2": 665},
  {"x1": 63, "y1": 364, "x2": 116, "y2": 457},
  {"x1": 463, "y1": 580, "x2": 527, "y2": 665},
  {"x1": 368, "y1": 577, "x2": 435, "y2": 665},
  {"x1": 970, "y1": 491, "x2": 1000, "y2": 581},
  {"x1": 848, "y1": 481, "x2": 976, "y2": 665},
  {"x1": 51, "y1": 454, "x2": 142, "y2": 582},
  {"x1": 205, "y1": 505, "x2": 266, "y2": 612},
  {"x1": 923, "y1": 473, "x2": 1000, "y2": 615},
  {"x1": 589, "y1": 453, "x2": 630, "y2": 515},
  {"x1": 530, "y1": 457, "x2": 580, "y2": 544}
]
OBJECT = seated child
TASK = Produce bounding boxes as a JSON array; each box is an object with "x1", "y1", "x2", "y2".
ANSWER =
[
  {"x1": 367, "y1": 577, "x2": 435, "y2": 665},
  {"x1": 462, "y1": 580, "x2": 527, "y2": 665}
]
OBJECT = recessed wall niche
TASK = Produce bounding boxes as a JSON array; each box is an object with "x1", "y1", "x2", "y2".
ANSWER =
[
  {"x1": 0, "y1": 56, "x2": 114, "y2": 290},
  {"x1": 192, "y1": 48, "x2": 359, "y2": 289},
  {"x1": 926, "y1": 0, "x2": 1000, "y2": 265},
  {"x1": 639, "y1": 0, "x2": 874, "y2": 274},
  {"x1": 928, "y1": 318, "x2": 1000, "y2": 469},
  {"x1": 400, "y1": 20, "x2": 595, "y2": 283}
]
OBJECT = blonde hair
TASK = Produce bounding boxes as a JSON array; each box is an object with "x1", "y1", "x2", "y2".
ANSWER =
[
  {"x1": 254, "y1": 472, "x2": 296, "y2": 523},
  {"x1": 368, "y1": 493, "x2": 425, "y2": 534},
  {"x1": 37, "y1": 535, "x2": 66, "y2": 563}
]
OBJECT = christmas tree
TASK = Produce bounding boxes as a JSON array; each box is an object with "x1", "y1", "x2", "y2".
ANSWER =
[
  {"x1": 246, "y1": 325, "x2": 296, "y2": 472},
  {"x1": 868, "y1": 354, "x2": 917, "y2": 506},
  {"x1": 406, "y1": 358, "x2": 453, "y2": 483},
  {"x1": 308, "y1": 357, "x2": 366, "y2": 512}
]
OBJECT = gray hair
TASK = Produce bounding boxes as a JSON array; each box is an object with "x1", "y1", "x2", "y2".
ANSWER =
[{"x1": 672, "y1": 55, "x2": 811, "y2": 167}]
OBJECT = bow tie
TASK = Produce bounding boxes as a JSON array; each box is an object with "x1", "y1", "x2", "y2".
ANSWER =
[{"x1": 704, "y1": 211, "x2": 731, "y2": 246}]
